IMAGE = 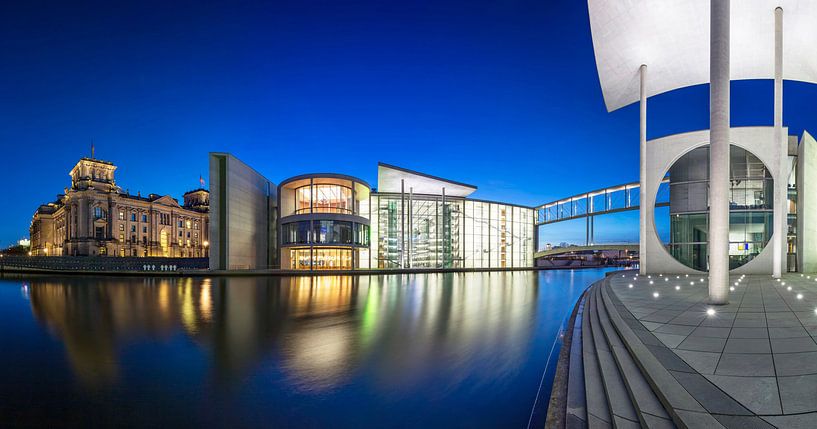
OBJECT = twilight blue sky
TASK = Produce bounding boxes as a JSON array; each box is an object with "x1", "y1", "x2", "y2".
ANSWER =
[{"x1": 2, "y1": 0, "x2": 817, "y2": 247}]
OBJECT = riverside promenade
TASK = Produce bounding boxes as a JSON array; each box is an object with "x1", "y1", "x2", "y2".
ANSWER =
[{"x1": 547, "y1": 270, "x2": 817, "y2": 428}]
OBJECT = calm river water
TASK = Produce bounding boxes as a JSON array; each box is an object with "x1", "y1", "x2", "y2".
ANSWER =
[{"x1": 0, "y1": 269, "x2": 613, "y2": 428}]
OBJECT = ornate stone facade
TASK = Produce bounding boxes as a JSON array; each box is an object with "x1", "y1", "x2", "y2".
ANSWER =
[{"x1": 30, "y1": 157, "x2": 209, "y2": 258}]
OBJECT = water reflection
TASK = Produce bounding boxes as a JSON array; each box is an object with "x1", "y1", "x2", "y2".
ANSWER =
[{"x1": 26, "y1": 273, "x2": 539, "y2": 392}]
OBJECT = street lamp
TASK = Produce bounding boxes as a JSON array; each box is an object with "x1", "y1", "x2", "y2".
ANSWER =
[{"x1": 203, "y1": 241, "x2": 209, "y2": 258}]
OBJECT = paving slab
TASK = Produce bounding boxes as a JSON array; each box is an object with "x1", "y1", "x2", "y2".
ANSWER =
[
  {"x1": 778, "y1": 374, "x2": 817, "y2": 414},
  {"x1": 762, "y1": 412, "x2": 817, "y2": 429},
  {"x1": 770, "y1": 337, "x2": 817, "y2": 353},
  {"x1": 603, "y1": 272, "x2": 817, "y2": 424},
  {"x1": 677, "y1": 335, "x2": 727, "y2": 353},
  {"x1": 714, "y1": 353, "x2": 775, "y2": 377},
  {"x1": 773, "y1": 351, "x2": 817, "y2": 376},
  {"x1": 703, "y1": 374, "x2": 781, "y2": 415},
  {"x1": 673, "y1": 350, "x2": 720, "y2": 375},
  {"x1": 723, "y1": 338, "x2": 771, "y2": 354}
]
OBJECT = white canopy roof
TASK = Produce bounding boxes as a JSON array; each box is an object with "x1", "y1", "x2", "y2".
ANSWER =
[
  {"x1": 376, "y1": 163, "x2": 477, "y2": 197},
  {"x1": 589, "y1": 0, "x2": 817, "y2": 111}
]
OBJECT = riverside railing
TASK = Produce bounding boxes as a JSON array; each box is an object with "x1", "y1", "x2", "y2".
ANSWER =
[{"x1": 0, "y1": 256, "x2": 208, "y2": 272}]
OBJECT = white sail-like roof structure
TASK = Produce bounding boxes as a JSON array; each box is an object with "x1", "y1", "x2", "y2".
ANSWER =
[
  {"x1": 589, "y1": 0, "x2": 817, "y2": 111},
  {"x1": 377, "y1": 163, "x2": 477, "y2": 197}
]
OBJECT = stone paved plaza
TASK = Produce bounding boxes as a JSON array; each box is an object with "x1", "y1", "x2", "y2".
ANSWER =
[{"x1": 609, "y1": 271, "x2": 817, "y2": 427}]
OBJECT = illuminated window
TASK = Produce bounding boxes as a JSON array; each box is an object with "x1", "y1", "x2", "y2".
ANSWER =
[
  {"x1": 186, "y1": 220, "x2": 191, "y2": 229},
  {"x1": 119, "y1": 211, "x2": 124, "y2": 220},
  {"x1": 289, "y1": 247, "x2": 353, "y2": 270},
  {"x1": 119, "y1": 224, "x2": 124, "y2": 231},
  {"x1": 295, "y1": 184, "x2": 353, "y2": 214}
]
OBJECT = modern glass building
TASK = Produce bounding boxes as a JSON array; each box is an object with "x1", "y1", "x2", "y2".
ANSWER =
[
  {"x1": 369, "y1": 164, "x2": 533, "y2": 270},
  {"x1": 209, "y1": 157, "x2": 535, "y2": 271},
  {"x1": 278, "y1": 174, "x2": 371, "y2": 270}
]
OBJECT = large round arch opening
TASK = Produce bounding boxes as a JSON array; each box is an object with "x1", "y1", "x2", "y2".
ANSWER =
[{"x1": 656, "y1": 144, "x2": 774, "y2": 271}]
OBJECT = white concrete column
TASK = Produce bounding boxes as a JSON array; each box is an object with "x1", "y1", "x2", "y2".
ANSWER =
[
  {"x1": 709, "y1": 0, "x2": 730, "y2": 304},
  {"x1": 639, "y1": 64, "x2": 648, "y2": 275},
  {"x1": 773, "y1": 7, "x2": 785, "y2": 278}
]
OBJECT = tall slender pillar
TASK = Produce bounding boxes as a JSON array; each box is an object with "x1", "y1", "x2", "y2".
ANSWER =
[
  {"x1": 408, "y1": 187, "x2": 413, "y2": 268},
  {"x1": 709, "y1": 0, "x2": 730, "y2": 304},
  {"x1": 401, "y1": 179, "x2": 405, "y2": 268},
  {"x1": 773, "y1": 7, "x2": 785, "y2": 278},
  {"x1": 639, "y1": 64, "x2": 647, "y2": 274}
]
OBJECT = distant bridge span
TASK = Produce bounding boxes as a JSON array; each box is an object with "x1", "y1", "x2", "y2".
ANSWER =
[{"x1": 535, "y1": 244, "x2": 639, "y2": 259}]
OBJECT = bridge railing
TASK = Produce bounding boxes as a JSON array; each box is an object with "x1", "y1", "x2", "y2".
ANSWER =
[{"x1": 535, "y1": 178, "x2": 670, "y2": 225}]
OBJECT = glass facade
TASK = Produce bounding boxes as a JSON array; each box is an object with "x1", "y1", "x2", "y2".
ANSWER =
[
  {"x1": 289, "y1": 247, "x2": 353, "y2": 270},
  {"x1": 369, "y1": 194, "x2": 534, "y2": 269},
  {"x1": 282, "y1": 220, "x2": 369, "y2": 246},
  {"x1": 295, "y1": 184, "x2": 353, "y2": 214},
  {"x1": 664, "y1": 145, "x2": 774, "y2": 271}
]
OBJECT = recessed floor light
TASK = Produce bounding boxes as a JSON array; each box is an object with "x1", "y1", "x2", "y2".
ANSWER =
[
  {"x1": 628, "y1": 284, "x2": 633, "y2": 288},
  {"x1": 675, "y1": 285, "x2": 680, "y2": 290},
  {"x1": 653, "y1": 292, "x2": 659, "y2": 298},
  {"x1": 706, "y1": 308, "x2": 716, "y2": 316},
  {"x1": 788, "y1": 286, "x2": 792, "y2": 291},
  {"x1": 730, "y1": 286, "x2": 735, "y2": 291},
  {"x1": 797, "y1": 294, "x2": 804, "y2": 300}
]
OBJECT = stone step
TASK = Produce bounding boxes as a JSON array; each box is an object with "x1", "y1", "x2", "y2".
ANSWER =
[
  {"x1": 582, "y1": 284, "x2": 613, "y2": 428},
  {"x1": 593, "y1": 285, "x2": 675, "y2": 428},
  {"x1": 598, "y1": 280, "x2": 725, "y2": 428},
  {"x1": 565, "y1": 294, "x2": 588, "y2": 428},
  {"x1": 587, "y1": 284, "x2": 640, "y2": 427}
]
